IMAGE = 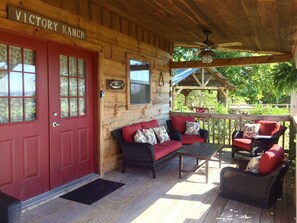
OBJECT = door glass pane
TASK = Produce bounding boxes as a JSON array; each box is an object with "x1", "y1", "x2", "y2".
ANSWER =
[
  {"x1": 0, "y1": 98, "x2": 8, "y2": 123},
  {"x1": 9, "y1": 46, "x2": 22, "y2": 71},
  {"x1": 78, "y1": 79, "x2": 85, "y2": 96},
  {"x1": 59, "y1": 55, "x2": 86, "y2": 118},
  {"x1": 10, "y1": 98, "x2": 23, "y2": 122},
  {"x1": 24, "y1": 49, "x2": 35, "y2": 73},
  {"x1": 25, "y1": 98, "x2": 36, "y2": 121},
  {"x1": 0, "y1": 44, "x2": 7, "y2": 69},
  {"x1": 69, "y1": 78, "x2": 77, "y2": 96},
  {"x1": 24, "y1": 73, "x2": 36, "y2": 96},
  {"x1": 61, "y1": 98, "x2": 69, "y2": 118},
  {"x1": 10, "y1": 72, "x2": 23, "y2": 96},
  {"x1": 60, "y1": 77, "x2": 68, "y2": 96},
  {"x1": 0, "y1": 71, "x2": 8, "y2": 96},
  {"x1": 0, "y1": 44, "x2": 36, "y2": 124},
  {"x1": 69, "y1": 57, "x2": 77, "y2": 76},
  {"x1": 79, "y1": 98, "x2": 86, "y2": 115},
  {"x1": 78, "y1": 59, "x2": 85, "y2": 77},
  {"x1": 70, "y1": 98, "x2": 77, "y2": 116},
  {"x1": 60, "y1": 55, "x2": 68, "y2": 76}
]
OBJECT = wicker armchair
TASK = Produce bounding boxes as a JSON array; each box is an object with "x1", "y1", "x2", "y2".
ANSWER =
[
  {"x1": 0, "y1": 191, "x2": 22, "y2": 223},
  {"x1": 219, "y1": 159, "x2": 291, "y2": 209},
  {"x1": 232, "y1": 124, "x2": 287, "y2": 157},
  {"x1": 112, "y1": 128, "x2": 181, "y2": 178}
]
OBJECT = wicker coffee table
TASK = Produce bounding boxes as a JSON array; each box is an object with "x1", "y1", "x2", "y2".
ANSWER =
[{"x1": 177, "y1": 143, "x2": 224, "y2": 183}]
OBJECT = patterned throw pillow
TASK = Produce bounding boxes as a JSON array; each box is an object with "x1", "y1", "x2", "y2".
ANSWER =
[
  {"x1": 134, "y1": 129, "x2": 147, "y2": 143},
  {"x1": 142, "y1": 128, "x2": 157, "y2": 145},
  {"x1": 245, "y1": 157, "x2": 260, "y2": 174},
  {"x1": 243, "y1": 123, "x2": 261, "y2": 138},
  {"x1": 153, "y1": 126, "x2": 170, "y2": 143},
  {"x1": 184, "y1": 121, "x2": 200, "y2": 135}
]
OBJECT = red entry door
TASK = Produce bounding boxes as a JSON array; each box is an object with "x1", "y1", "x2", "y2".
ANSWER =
[
  {"x1": 0, "y1": 32, "x2": 49, "y2": 200},
  {"x1": 0, "y1": 31, "x2": 95, "y2": 200},
  {"x1": 48, "y1": 43, "x2": 95, "y2": 189}
]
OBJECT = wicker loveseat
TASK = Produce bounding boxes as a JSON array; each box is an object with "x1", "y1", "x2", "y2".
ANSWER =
[
  {"x1": 112, "y1": 119, "x2": 182, "y2": 178},
  {"x1": 220, "y1": 144, "x2": 291, "y2": 209}
]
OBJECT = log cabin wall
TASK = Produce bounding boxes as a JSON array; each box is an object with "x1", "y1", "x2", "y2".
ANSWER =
[{"x1": 0, "y1": 0, "x2": 173, "y2": 174}]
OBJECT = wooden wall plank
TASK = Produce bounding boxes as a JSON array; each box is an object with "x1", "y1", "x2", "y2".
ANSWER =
[
  {"x1": 78, "y1": 0, "x2": 91, "y2": 19},
  {"x1": 136, "y1": 25, "x2": 143, "y2": 42},
  {"x1": 128, "y1": 22, "x2": 136, "y2": 39},
  {"x1": 102, "y1": 7, "x2": 111, "y2": 28},
  {"x1": 90, "y1": 1, "x2": 102, "y2": 24},
  {"x1": 61, "y1": 0, "x2": 77, "y2": 14},
  {"x1": 120, "y1": 17, "x2": 129, "y2": 35},
  {"x1": 111, "y1": 13, "x2": 121, "y2": 32}
]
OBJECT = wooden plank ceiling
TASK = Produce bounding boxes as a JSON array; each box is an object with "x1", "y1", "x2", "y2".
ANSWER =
[{"x1": 96, "y1": 0, "x2": 297, "y2": 55}]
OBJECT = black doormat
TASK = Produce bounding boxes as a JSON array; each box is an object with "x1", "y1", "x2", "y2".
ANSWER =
[{"x1": 60, "y1": 179, "x2": 125, "y2": 205}]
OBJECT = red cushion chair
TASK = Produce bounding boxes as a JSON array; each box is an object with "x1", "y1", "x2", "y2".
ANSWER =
[
  {"x1": 232, "y1": 121, "x2": 287, "y2": 157},
  {"x1": 220, "y1": 144, "x2": 290, "y2": 209},
  {"x1": 166, "y1": 115, "x2": 208, "y2": 145},
  {"x1": 260, "y1": 144, "x2": 284, "y2": 174}
]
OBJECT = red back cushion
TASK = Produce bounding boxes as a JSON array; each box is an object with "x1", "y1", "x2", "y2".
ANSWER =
[
  {"x1": 122, "y1": 123, "x2": 142, "y2": 143},
  {"x1": 141, "y1": 120, "x2": 159, "y2": 129},
  {"x1": 171, "y1": 116, "x2": 196, "y2": 133},
  {"x1": 260, "y1": 144, "x2": 284, "y2": 174},
  {"x1": 257, "y1": 121, "x2": 280, "y2": 135}
]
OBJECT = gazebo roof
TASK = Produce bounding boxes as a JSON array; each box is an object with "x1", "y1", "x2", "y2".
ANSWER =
[{"x1": 172, "y1": 67, "x2": 236, "y2": 90}]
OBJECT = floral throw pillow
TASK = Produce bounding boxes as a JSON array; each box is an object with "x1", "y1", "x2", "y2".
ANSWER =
[
  {"x1": 134, "y1": 129, "x2": 147, "y2": 143},
  {"x1": 153, "y1": 126, "x2": 170, "y2": 143},
  {"x1": 184, "y1": 121, "x2": 200, "y2": 135},
  {"x1": 245, "y1": 157, "x2": 260, "y2": 174},
  {"x1": 142, "y1": 128, "x2": 157, "y2": 145},
  {"x1": 243, "y1": 123, "x2": 261, "y2": 138}
]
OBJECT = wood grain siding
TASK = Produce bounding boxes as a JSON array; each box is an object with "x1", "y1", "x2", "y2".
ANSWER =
[{"x1": 0, "y1": 0, "x2": 172, "y2": 174}]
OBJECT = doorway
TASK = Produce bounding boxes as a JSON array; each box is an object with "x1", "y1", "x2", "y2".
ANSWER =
[{"x1": 0, "y1": 30, "x2": 95, "y2": 200}]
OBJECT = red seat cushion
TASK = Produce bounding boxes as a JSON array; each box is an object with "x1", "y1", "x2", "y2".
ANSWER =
[
  {"x1": 153, "y1": 144, "x2": 173, "y2": 160},
  {"x1": 257, "y1": 121, "x2": 280, "y2": 136},
  {"x1": 122, "y1": 123, "x2": 142, "y2": 143},
  {"x1": 141, "y1": 119, "x2": 159, "y2": 129},
  {"x1": 233, "y1": 138, "x2": 252, "y2": 151},
  {"x1": 157, "y1": 140, "x2": 182, "y2": 153},
  {"x1": 181, "y1": 134, "x2": 204, "y2": 145},
  {"x1": 171, "y1": 116, "x2": 196, "y2": 134},
  {"x1": 260, "y1": 144, "x2": 284, "y2": 174}
]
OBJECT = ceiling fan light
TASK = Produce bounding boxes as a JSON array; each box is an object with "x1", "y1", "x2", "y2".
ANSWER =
[{"x1": 201, "y1": 54, "x2": 213, "y2": 64}]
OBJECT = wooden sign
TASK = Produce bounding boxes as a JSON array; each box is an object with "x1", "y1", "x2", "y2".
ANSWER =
[
  {"x1": 106, "y1": 79, "x2": 125, "y2": 90},
  {"x1": 7, "y1": 5, "x2": 86, "y2": 40}
]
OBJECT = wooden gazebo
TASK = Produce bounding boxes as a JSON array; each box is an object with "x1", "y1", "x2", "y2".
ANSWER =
[{"x1": 172, "y1": 67, "x2": 236, "y2": 110}]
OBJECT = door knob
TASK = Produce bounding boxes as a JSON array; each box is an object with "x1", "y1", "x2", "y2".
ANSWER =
[{"x1": 52, "y1": 122, "x2": 63, "y2": 127}]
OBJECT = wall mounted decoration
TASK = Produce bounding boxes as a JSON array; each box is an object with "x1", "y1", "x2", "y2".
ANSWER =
[
  {"x1": 158, "y1": 72, "x2": 164, "y2": 86},
  {"x1": 106, "y1": 79, "x2": 125, "y2": 90}
]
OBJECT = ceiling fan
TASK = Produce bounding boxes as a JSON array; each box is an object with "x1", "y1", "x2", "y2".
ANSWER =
[{"x1": 178, "y1": 30, "x2": 242, "y2": 64}]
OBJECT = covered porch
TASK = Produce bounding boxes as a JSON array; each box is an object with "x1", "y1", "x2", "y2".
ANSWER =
[{"x1": 0, "y1": 0, "x2": 296, "y2": 222}]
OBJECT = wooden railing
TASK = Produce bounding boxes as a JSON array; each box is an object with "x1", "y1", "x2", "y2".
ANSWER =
[{"x1": 170, "y1": 112, "x2": 293, "y2": 155}]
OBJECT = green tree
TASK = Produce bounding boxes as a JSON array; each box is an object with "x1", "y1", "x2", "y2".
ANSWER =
[{"x1": 272, "y1": 61, "x2": 297, "y2": 94}]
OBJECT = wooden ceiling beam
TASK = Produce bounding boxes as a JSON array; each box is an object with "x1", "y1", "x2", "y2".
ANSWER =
[
  {"x1": 174, "y1": 86, "x2": 227, "y2": 90},
  {"x1": 171, "y1": 53, "x2": 293, "y2": 68}
]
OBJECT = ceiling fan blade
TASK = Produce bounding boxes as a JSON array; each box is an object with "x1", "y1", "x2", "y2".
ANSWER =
[
  {"x1": 174, "y1": 42, "x2": 201, "y2": 48},
  {"x1": 194, "y1": 41, "x2": 208, "y2": 47},
  {"x1": 215, "y1": 42, "x2": 242, "y2": 47}
]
